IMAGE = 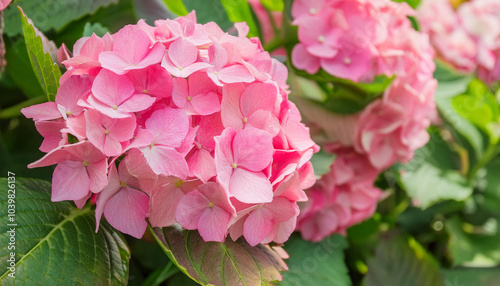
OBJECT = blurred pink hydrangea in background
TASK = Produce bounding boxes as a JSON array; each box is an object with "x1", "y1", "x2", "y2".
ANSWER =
[
  {"x1": 0, "y1": 0, "x2": 11, "y2": 11},
  {"x1": 292, "y1": 0, "x2": 437, "y2": 241},
  {"x1": 418, "y1": 0, "x2": 500, "y2": 83},
  {"x1": 22, "y1": 12, "x2": 318, "y2": 245}
]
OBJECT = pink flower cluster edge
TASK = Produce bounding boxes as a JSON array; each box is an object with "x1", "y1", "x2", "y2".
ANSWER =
[
  {"x1": 292, "y1": 0, "x2": 437, "y2": 242},
  {"x1": 21, "y1": 12, "x2": 318, "y2": 246},
  {"x1": 418, "y1": 0, "x2": 500, "y2": 84}
]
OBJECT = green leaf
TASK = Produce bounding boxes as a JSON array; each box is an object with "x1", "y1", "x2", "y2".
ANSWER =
[
  {"x1": 4, "y1": 0, "x2": 119, "y2": 36},
  {"x1": 19, "y1": 8, "x2": 61, "y2": 101},
  {"x1": 310, "y1": 149, "x2": 336, "y2": 177},
  {"x1": 482, "y1": 157, "x2": 500, "y2": 213},
  {"x1": 183, "y1": 0, "x2": 233, "y2": 31},
  {"x1": 277, "y1": 234, "x2": 351, "y2": 286},
  {"x1": 443, "y1": 267, "x2": 500, "y2": 286},
  {"x1": 4, "y1": 39, "x2": 45, "y2": 98},
  {"x1": 163, "y1": 0, "x2": 189, "y2": 16},
  {"x1": 434, "y1": 61, "x2": 473, "y2": 98},
  {"x1": 151, "y1": 225, "x2": 288, "y2": 286},
  {"x1": 451, "y1": 79, "x2": 500, "y2": 143},
  {"x1": 446, "y1": 216, "x2": 500, "y2": 267},
  {"x1": 400, "y1": 129, "x2": 473, "y2": 209},
  {"x1": 220, "y1": 0, "x2": 259, "y2": 37},
  {"x1": 83, "y1": 22, "x2": 110, "y2": 37},
  {"x1": 259, "y1": 0, "x2": 284, "y2": 11},
  {"x1": 0, "y1": 178, "x2": 130, "y2": 284},
  {"x1": 435, "y1": 95, "x2": 484, "y2": 159},
  {"x1": 365, "y1": 232, "x2": 444, "y2": 286}
]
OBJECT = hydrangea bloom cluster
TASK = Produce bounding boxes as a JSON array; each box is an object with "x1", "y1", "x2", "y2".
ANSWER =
[
  {"x1": 22, "y1": 12, "x2": 318, "y2": 245},
  {"x1": 291, "y1": 0, "x2": 437, "y2": 241},
  {"x1": 418, "y1": 0, "x2": 500, "y2": 83}
]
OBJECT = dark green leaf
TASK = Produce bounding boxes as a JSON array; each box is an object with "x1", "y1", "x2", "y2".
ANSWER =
[
  {"x1": 434, "y1": 61, "x2": 473, "y2": 98},
  {"x1": 4, "y1": 0, "x2": 119, "y2": 36},
  {"x1": 0, "y1": 178, "x2": 130, "y2": 284},
  {"x1": 259, "y1": 0, "x2": 284, "y2": 11},
  {"x1": 151, "y1": 225, "x2": 288, "y2": 286},
  {"x1": 400, "y1": 130, "x2": 473, "y2": 209},
  {"x1": 277, "y1": 234, "x2": 351, "y2": 286},
  {"x1": 4, "y1": 39, "x2": 45, "y2": 98},
  {"x1": 184, "y1": 0, "x2": 233, "y2": 31},
  {"x1": 163, "y1": 0, "x2": 189, "y2": 16},
  {"x1": 446, "y1": 216, "x2": 500, "y2": 267},
  {"x1": 83, "y1": 22, "x2": 110, "y2": 37},
  {"x1": 220, "y1": 0, "x2": 259, "y2": 37},
  {"x1": 134, "y1": 0, "x2": 175, "y2": 24},
  {"x1": 365, "y1": 232, "x2": 444, "y2": 286},
  {"x1": 443, "y1": 267, "x2": 500, "y2": 286},
  {"x1": 19, "y1": 8, "x2": 61, "y2": 101}
]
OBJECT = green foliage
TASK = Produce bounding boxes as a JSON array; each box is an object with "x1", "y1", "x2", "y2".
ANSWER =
[
  {"x1": 19, "y1": 8, "x2": 61, "y2": 101},
  {"x1": 220, "y1": 0, "x2": 259, "y2": 37},
  {"x1": 183, "y1": 0, "x2": 233, "y2": 31},
  {"x1": 452, "y1": 79, "x2": 500, "y2": 143},
  {"x1": 259, "y1": 0, "x2": 284, "y2": 11},
  {"x1": 151, "y1": 226, "x2": 288, "y2": 286},
  {"x1": 446, "y1": 216, "x2": 500, "y2": 267},
  {"x1": 4, "y1": 0, "x2": 119, "y2": 36},
  {"x1": 443, "y1": 268, "x2": 500, "y2": 286},
  {"x1": 364, "y1": 232, "x2": 444, "y2": 286},
  {"x1": 163, "y1": 0, "x2": 189, "y2": 16},
  {"x1": 0, "y1": 178, "x2": 130, "y2": 284},
  {"x1": 277, "y1": 234, "x2": 351, "y2": 286},
  {"x1": 83, "y1": 22, "x2": 110, "y2": 37},
  {"x1": 310, "y1": 149, "x2": 336, "y2": 177}
]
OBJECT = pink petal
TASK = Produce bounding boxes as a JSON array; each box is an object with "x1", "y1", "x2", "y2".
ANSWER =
[
  {"x1": 175, "y1": 190, "x2": 209, "y2": 229},
  {"x1": 141, "y1": 145, "x2": 189, "y2": 178},
  {"x1": 172, "y1": 77, "x2": 189, "y2": 108},
  {"x1": 113, "y1": 25, "x2": 152, "y2": 64},
  {"x1": 87, "y1": 159, "x2": 108, "y2": 194},
  {"x1": 118, "y1": 93, "x2": 156, "y2": 113},
  {"x1": 21, "y1": 102, "x2": 60, "y2": 121},
  {"x1": 187, "y1": 148, "x2": 217, "y2": 183},
  {"x1": 168, "y1": 37, "x2": 198, "y2": 68},
  {"x1": 52, "y1": 161, "x2": 90, "y2": 201},
  {"x1": 198, "y1": 206, "x2": 231, "y2": 242},
  {"x1": 214, "y1": 128, "x2": 236, "y2": 188},
  {"x1": 233, "y1": 128, "x2": 273, "y2": 171},
  {"x1": 104, "y1": 186, "x2": 149, "y2": 238},
  {"x1": 221, "y1": 83, "x2": 245, "y2": 129},
  {"x1": 247, "y1": 110, "x2": 280, "y2": 136},
  {"x1": 149, "y1": 183, "x2": 185, "y2": 227},
  {"x1": 92, "y1": 69, "x2": 135, "y2": 107},
  {"x1": 191, "y1": 91, "x2": 221, "y2": 115},
  {"x1": 240, "y1": 83, "x2": 277, "y2": 116},
  {"x1": 218, "y1": 65, "x2": 255, "y2": 83},
  {"x1": 229, "y1": 168, "x2": 272, "y2": 204},
  {"x1": 243, "y1": 207, "x2": 274, "y2": 246},
  {"x1": 145, "y1": 108, "x2": 189, "y2": 148},
  {"x1": 55, "y1": 76, "x2": 92, "y2": 116}
]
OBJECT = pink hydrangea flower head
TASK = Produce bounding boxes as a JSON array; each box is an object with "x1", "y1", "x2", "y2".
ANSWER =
[{"x1": 24, "y1": 13, "x2": 318, "y2": 244}]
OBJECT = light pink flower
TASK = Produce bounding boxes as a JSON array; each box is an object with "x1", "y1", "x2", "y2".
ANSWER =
[
  {"x1": 28, "y1": 142, "x2": 108, "y2": 201},
  {"x1": 176, "y1": 182, "x2": 236, "y2": 242},
  {"x1": 215, "y1": 128, "x2": 273, "y2": 204},
  {"x1": 161, "y1": 37, "x2": 212, "y2": 78},
  {"x1": 172, "y1": 72, "x2": 220, "y2": 115},
  {"x1": 99, "y1": 25, "x2": 165, "y2": 75},
  {"x1": 95, "y1": 162, "x2": 149, "y2": 239},
  {"x1": 0, "y1": 0, "x2": 12, "y2": 11}
]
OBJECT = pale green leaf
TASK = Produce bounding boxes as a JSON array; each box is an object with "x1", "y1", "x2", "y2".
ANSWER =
[
  {"x1": 163, "y1": 0, "x2": 188, "y2": 16},
  {"x1": 220, "y1": 0, "x2": 259, "y2": 37}
]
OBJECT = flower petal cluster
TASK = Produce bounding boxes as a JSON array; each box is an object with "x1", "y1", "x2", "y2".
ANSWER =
[
  {"x1": 418, "y1": 0, "x2": 500, "y2": 83},
  {"x1": 22, "y1": 12, "x2": 318, "y2": 244},
  {"x1": 292, "y1": 0, "x2": 437, "y2": 241}
]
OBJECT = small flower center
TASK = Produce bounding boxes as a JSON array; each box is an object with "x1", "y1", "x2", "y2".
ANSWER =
[
  {"x1": 178, "y1": 66, "x2": 184, "y2": 70},
  {"x1": 242, "y1": 117, "x2": 248, "y2": 123},
  {"x1": 120, "y1": 181, "x2": 127, "y2": 188},
  {"x1": 112, "y1": 105, "x2": 118, "y2": 110},
  {"x1": 214, "y1": 71, "x2": 218, "y2": 76},
  {"x1": 208, "y1": 202, "x2": 214, "y2": 208},
  {"x1": 104, "y1": 130, "x2": 109, "y2": 135},
  {"x1": 143, "y1": 89, "x2": 148, "y2": 94},
  {"x1": 175, "y1": 180, "x2": 183, "y2": 188},
  {"x1": 66, "y1": 110, "x2": 72, "y2": 115},
  {"x1": 344, "y1": 58, "x2": 351, "y2": 65},
  {"x1": 318, "y1": 35, "x2": 325, "y2": 43},
  {"x1": 232, "y1": 163, "x2": 237, "y2": 169},
  {"x1": 309, "y1": 8, "x2": 317, "y2": 14},
  {"x1": 82, "y1": 161, "x2": 89, "y2": 167},
  {"x1": 150, "y1": 142, "x2": 155, "y2": 148},
  {"x1": 187, "y1": 96, "x2": 192, "y2": 101}
]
